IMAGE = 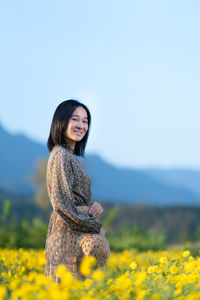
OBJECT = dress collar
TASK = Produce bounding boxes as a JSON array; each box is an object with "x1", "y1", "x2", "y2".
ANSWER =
[{"x1": 53, "y1": 144, "x2": 74, "y2": 154}]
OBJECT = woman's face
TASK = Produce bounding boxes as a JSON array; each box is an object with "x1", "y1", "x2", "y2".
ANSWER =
[{"x1": 65, "y1": 106, "x2": 89, "y2": 145}]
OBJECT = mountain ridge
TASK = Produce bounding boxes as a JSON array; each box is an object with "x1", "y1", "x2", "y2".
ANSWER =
[{"x1": 0, "y1": 121, "x2": 200, "y2": 206}]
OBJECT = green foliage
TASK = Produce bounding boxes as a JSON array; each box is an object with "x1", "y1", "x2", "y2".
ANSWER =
[
  {"x1": 1, "y1": 199, "x2": 200, "y2": 253},
  {"x1": 31, "y1": 158, "x2": 50, "y2": 210},
  {"x1": 2, "y1": 199, "x2": 11, "y2": 217},
  {"x1": 101, "y1": 205, "x2": 119, "y2": 231},
  {"x1": 100, "y1": 203, "x2": 166, "y2": 252},
  {"x1": 106, "y1": 224, "x2": 166, "y2": 252},
  {"x1": 168, "y1": 241, "x2": 200, "y2": 258},
  {"x1": 0, "y1": 199, "x2": 48, "y2": 249},
  {"x1": 0, "y1": 199, "x2": 166, "y2": 251}
]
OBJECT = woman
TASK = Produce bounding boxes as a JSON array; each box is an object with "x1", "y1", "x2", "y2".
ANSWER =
[{"x1": 44, "y1": 99, "x2": 110, "y2": 282}]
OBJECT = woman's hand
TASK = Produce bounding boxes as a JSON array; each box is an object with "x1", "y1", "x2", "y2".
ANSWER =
[{"x1": 88, "y1": 201, "x2": 103, "y2": 217}]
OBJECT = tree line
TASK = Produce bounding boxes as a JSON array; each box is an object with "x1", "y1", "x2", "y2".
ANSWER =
[{"x1": 1, "y1": 158, "x2": 200, "y2": 254}]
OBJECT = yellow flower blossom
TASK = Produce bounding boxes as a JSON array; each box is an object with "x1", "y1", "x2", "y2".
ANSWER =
[
  {"x1": 136, "y1": 290, "x2": 146, "y2": 300},
  {"x1": 84, "y1": 279, "x2": 93, "y2": 289},
  {"x1": 106, "y1": 279, "x2": 112, "y2": 285},
  {"x1": 184, "y1": 261, "x2": 196, "y2": 273},
  {"x1": 130, "y1": 261, "x2": 137, "y2": 270},
  {"x1": 92, "y1": 269, "x2": 104, "y2": 280},
  {"x1": 170, "y1": 264, "x2": 178, "y2": 274},
  {"x1": 147, "y1": 265, "x2": 158, "y2": 274},
  {"x1": 0, "y1": 285, "x2": 6, "y2": 299},
  {"x1": 176, "y1": 282, "x2": 182, "y2": 289},
  {"x1": 183, "y1": 250, "x2": 190, "y2": 257},
  {"x1": 134, "y1": 271, "x2": 147, "y2": 287},
  {"x1": 150, "y1": 294, "x2": 162, "y2": 300},
  {"x1": 159, "y1": 256, "x2": 168, "y2": 264},
  {"x1": 189, "y1": 255, "x2": 194, "y2": 261},
  {"x1": 2, "y1": 247, "x2": 200, "y2": 299},
  {"x1": 174, "y1": 288, "x2": 182, "y2": 296},
  {"x1": 55, "y1": 264, "x2": 68, "y2": 278},
  {"x1": 80, "y1": 256, "x2": 96, "y2": 276}
]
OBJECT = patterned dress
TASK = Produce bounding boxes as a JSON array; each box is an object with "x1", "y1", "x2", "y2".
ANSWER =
[{"x1": 44, "y1": 145, "x2": 110, "y2": 281}]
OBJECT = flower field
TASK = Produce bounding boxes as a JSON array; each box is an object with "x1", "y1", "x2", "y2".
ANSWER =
[{"x1": 1, "y1": 248, "x2": 200, "y2": 299}]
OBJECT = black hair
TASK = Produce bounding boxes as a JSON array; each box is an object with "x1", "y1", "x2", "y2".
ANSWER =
[{"x1": 47, "y1": 99, "x2": 91, "y2": 157}]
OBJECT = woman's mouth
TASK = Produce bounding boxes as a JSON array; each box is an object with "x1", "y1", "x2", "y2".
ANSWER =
[{"x1": 73, "y1": 130, "x2": 83, "y2": 136}]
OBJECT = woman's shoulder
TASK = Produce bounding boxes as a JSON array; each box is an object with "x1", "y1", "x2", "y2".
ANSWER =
[{"x1": 50, "y1": 145, "x2": 73, "y2": 161}]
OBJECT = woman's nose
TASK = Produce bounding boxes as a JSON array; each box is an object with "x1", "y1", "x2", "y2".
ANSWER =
[{"x1": 76, "y1": 121, "x2": 84, "y2": 128}]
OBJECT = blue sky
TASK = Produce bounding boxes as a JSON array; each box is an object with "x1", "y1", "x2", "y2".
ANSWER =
[{"x1": 0, "y1": 0, "x2": 200, "y2": 168}]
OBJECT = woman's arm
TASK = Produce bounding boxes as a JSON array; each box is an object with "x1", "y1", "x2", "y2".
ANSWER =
[{"x1": 51, "y1": 149, "x2": 102, "y2": 234}]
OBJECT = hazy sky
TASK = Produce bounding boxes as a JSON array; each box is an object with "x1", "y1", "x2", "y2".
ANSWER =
[{"x1": 1, "y1": 0, "x2": 200, "y2": 168}]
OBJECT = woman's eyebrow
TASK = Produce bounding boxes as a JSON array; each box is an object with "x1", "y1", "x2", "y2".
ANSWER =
[{"x1": 72, "y1": 114, "x2": 88, "y2": 119}]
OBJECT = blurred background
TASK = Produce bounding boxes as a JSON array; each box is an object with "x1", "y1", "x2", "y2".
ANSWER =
[{"x1": 1, "y1": 0, "x2": 200, "y2": 254}]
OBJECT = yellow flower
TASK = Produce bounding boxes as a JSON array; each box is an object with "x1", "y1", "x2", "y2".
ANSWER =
[
  {"x1": 183, "y1": 250, "x2": 190, "y2": 257},
  {"x1": 55, "y1": 264, "x2": 68, "y2": 278},
  {"x1": 107, "y1": 279, "x2": 113, "y2": 285},
  {"x1": 88, "y1": 289, "x2": 95, "y2": 297},
  {"x1": 135, "y1": 271, "x2": 147, "y2": 287},
  {"x1": 176, "y1": 282, "x2": 182, "y2": 289},
  {"x1": 147, "y1": 265, "x2": 158, "y2": 274},
  {"x1": 84, "y1": 279, "x2": 93, "y2": 289},
  {"x1": 189, "y1": 256, "x2": 194, "y2": 261},
  {"x1": 130, "y1": 261, "x2": 137, "y2": 270},
  {"x1": 116, "y1": 274, "x2": 132, "y2": 289},
  {"x1": 174, "y1": 288, "x2": 182, "y2": 296},
  {"x1": 48, "y1": 287, "x2": 69, "y2": 300},
  {"x1": 136, "y1": 290, "x2": 146, "y2": 300},
  {"x1": 0, "y1": 285, "x2": 6, "y2": 299},
  {"x1": 170, "y1": 264, "x2": 178, "y2": 274},
  {"x1": 60, "y1": 270, "x2": 73, "y2": 287},
  {"x1": 4, "y1": 247, "x2": 200, "y2": 300},
  {"x1": 35, "y1": 273, "x2": 49, "y2": 286},
  {"x1": 80, "y1": 297, "x2": 95, "y2": 300},
  {"x1": 92, "y1": 269, "x2": 104, "y2": 280},
  {"x1": 184, "y1": 261, "x2": 196, "y2": 273},
  {"x1": 150, "y1": 294, "x2": 162, "y2": 300},
  {"x1": 159, "y1": 257, "x2": 168, "y2": 264},
  {"x1": 8, "y1": 278, "x2": 21, "y2": 290},
  {"x1": 80, "y1": 256, "x2": 96, "y2": 276}
]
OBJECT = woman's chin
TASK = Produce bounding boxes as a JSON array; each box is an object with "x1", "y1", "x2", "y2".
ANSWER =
[{"x1": 73, "y1": 135, "x2": 84, "y2": 141}]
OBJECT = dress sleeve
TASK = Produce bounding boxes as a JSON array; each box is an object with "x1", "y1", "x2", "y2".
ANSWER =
[{"x1": 51, "y1": 149, "x2": 102, "y2": 234}]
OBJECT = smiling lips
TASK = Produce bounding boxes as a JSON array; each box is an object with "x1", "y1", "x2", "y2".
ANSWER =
[{"x1": 73, "y1": 130, "x2": 83, "y2": 136}]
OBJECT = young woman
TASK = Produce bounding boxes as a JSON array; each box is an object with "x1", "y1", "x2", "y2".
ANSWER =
[{"x1": 44, "y1": 99, "x2": 110, "y2": 282}]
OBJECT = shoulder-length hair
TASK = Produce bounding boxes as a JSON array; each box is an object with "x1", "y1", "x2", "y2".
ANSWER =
[{"x1": 47, "y1": 99, "x2": 91, "y2": 157}]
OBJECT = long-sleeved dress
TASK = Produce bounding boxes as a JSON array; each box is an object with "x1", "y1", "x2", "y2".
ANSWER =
[{"x1": 44, "y1": 145, "x2": 110, "y2": 281}]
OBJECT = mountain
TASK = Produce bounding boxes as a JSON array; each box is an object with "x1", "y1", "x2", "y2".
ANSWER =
[
  {"x1": 0, "y1": 185, "x2": 31, "y2": 205},
  {"x1": 145, "y1": 169, "x2": 200, "y2": 197},
  {"x1": 79, "y1": 155, "x2": 200, "y2": 206},
  {"x1": 0, "y1": 122, "x2": 48, "y2": 194},
  {"x1": 0, "y1": 121, "x2": 200, "y2": 206}
]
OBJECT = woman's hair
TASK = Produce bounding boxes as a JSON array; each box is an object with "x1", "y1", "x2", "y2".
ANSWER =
[{"x1": 47, "y1": 99, "x2": 91, "y2": 157}]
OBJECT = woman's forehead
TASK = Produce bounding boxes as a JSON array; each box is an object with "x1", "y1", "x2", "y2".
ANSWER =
[{"x1": 72, "y1": 107, "x2": 88, "y2": 118}]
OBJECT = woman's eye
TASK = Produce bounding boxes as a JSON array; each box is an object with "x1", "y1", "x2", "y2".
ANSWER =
[{"x1": 72, "y1": 118, "x2": 88, "y2": 124}]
